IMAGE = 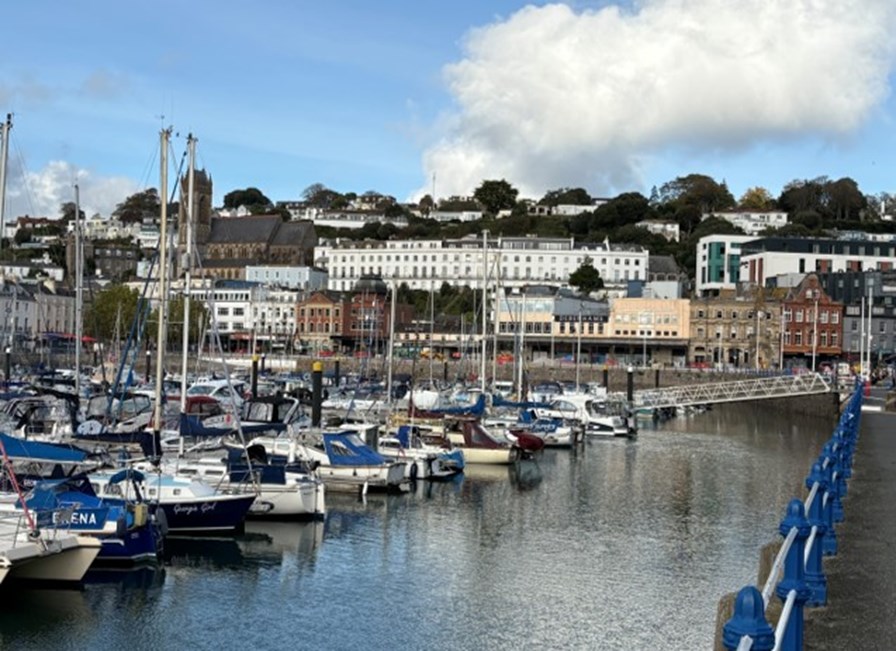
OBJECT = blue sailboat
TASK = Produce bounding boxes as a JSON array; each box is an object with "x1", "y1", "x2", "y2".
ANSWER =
[
  {"x1": 22, "y1": 474, "x2": 162, "y2": 565},
  {"x1": 0, "y1": 433, "x2": 162, "y2": 564}
]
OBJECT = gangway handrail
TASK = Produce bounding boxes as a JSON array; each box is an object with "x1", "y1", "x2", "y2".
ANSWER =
[
  {"x1": 720, "y1": 380, "x2": 864, "y2": 651},
  {"x1": 634, "y1": 373, "x2": 833, "y2": 411}
]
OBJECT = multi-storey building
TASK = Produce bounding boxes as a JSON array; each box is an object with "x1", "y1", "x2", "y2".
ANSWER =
[
  {"x1": 295, "y1": 291, "x2": 346, "y2": 353},
  {"x1": 740, "y1": 236, "x2": 896, "y2": 287},
  {"x1": 317, "y1": 234, "x2": 648, "y2": 293},
  {"x1": 245, "y1": 265, "x2": 327, "y2": 291},
  {"x1": 689, "y1": 293, "x2": 782, "y2": 369},
  {"x1": 606, "y1": 298, "x2": 691, "y2": 367},
  {"x1": 695, "y1": 234, "x2": 754, "y2": 296},
  {"x1": 702, "y1": 211, "x2": 788, "y2": 236},
  {"x1": 781, "y1": 273, "x2": 843, "y2": 370},
  {"x1": 495, "y1": 286, "x2": 610, "y2": 362}
]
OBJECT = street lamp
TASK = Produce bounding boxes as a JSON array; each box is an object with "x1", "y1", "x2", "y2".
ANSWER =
[
  {"x1": 575, "y1": 303, "x2": 583, "y2": 389},
  {"x1": 811, "y1": 297, "x2": 819, "y2": 373},
  {"x1": 754, "y1": 310, "x2": 763, "y2": 370}
]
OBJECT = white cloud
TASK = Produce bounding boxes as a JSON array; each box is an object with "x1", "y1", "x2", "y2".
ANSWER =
[
  {"x1": 4, "y1": 160, "x2": 139, "y2": 220},
  {"x1": 420, "y1": 0, "x2": 896, "y2": 200}
]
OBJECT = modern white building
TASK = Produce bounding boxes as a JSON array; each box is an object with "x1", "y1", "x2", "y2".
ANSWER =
[
  {"x1": 245, "y1": 265, "x2": 327, "y2": 291},
  {"x1": 695, "y1": 235, "x2": 754, "y2": 296},
  {"x1": 702, "y1": 211, "x2": 789, "y2": 236},
  {"x1": 316, "y1": 235, "x2": 649, "y2": 293},
  {"x1": 739, "y1": 236, "x2": 896, "y2": 287}
]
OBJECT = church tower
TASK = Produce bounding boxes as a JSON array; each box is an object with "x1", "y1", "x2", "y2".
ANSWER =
[{"x1": 177, "y1": 168, "x2": 212, "y2": 272}]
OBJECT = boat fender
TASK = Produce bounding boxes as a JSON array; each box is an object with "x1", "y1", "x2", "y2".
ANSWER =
[
  {"x1": 28, "y1": 528, "x2": 41, "y2": 541},
  {"x1": 153, "y1": 507, "x2": 169, "y2": 537},
  {"x1": 116, "y1": 514, "x2": 127, "y2": 539},
  {"x1": 409, "y1": 461, "x2": 418, "y2": 481}
]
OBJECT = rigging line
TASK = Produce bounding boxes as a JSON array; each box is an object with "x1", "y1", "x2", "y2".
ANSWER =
[{"x1": 10, "y1": 136, "x2": 37, "y2": 218}]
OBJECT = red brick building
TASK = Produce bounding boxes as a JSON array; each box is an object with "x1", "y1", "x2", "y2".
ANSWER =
[{"x1": 782, "y1": 273, "x2": 843, "y2": 369}]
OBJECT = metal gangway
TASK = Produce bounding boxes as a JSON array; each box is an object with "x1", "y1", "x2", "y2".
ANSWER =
[{"x1": 633, "y1": 373, "x2": 834, "y2": 411}]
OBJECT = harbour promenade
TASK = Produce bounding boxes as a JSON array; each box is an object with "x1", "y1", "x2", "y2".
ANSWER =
[{"x1": 803, "y1": 384, "x2": 896, "y2": 649}]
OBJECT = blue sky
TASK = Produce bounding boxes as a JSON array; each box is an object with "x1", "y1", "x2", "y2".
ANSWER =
[{"x1": 3, "y1": 1, "x2": 896, "y2": 218}]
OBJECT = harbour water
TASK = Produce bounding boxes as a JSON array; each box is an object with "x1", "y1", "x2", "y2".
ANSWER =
[{"x1": 0, "y1": 403, "x2": 834, "y2": 650}]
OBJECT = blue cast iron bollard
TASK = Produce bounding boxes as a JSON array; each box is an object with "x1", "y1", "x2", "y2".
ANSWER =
[
  {"x1": 776, "y1": 499, "x2": 812, "y2": 651},
  {"x1": 722, "y1": 586, "x2": 775, "y2": 651},
  {"x1": 804, "y1": 467, "x2": 828, "y2": 606}
]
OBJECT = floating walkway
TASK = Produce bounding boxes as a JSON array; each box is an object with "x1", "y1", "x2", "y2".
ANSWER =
[{"x1": 633, "y1": 373, "x2": 834, "y2": 411}]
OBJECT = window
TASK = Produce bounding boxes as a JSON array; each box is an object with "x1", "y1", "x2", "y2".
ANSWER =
[
  {"x1": 831, "y1": 312, "x2": 839, "y2": 324},
  {"x1": 795, "y1": 331, "x2": 802, "y2": 345},
  {"x1": 795, "y1": 310, "x2": 804, "y2": 323}
]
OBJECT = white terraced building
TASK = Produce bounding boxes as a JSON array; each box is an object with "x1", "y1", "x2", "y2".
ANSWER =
[{"x1": 315, "y1": 235, "x2": 649, "y2": 293}]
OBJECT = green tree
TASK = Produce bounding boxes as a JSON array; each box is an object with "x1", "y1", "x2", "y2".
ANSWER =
[
  {"x1": 738, "y1": 186, "x2": 776, "y2": 211},
  {"x1": 473, "y1": 179, "x2": 519, "y2": 215},
  {"x1": 60, "y1": 201, "x2": 86, "y2": 224},
  {"x1": 568, "y1": 259, "x2": 604, "y2": 295},
  {"x1": 826, "y1": 177, "x2": 866, "y2": 221},
  {"x1": 302, "y1": 183, "x2": 344, "y2": 210},
  {"x1": 84, "y1": 284, "x2": 141, "y2": 342},
  {"x1": 657, "y1": 174, "x2": 735, "y2": 214},
  {"x1": 222, "y1": 187, "x2": 272, "y2": 211},
  {"x1": 417, "y1": 194, "x2": 435, "y2": 216},
  {"x1": 539, "y1": 187, "x2": 592, "y2": 206},
  {"x1": 112, "y1": 189, "x2": 160, "y2": 224}
]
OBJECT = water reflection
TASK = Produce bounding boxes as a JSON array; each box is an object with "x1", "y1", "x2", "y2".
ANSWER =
[{"x1": 0, "y1": 403, "x2": 839, "y2": 650}]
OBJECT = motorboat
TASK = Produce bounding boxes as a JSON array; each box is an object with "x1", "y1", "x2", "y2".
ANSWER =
[
  {"x1": 378, "y1": 425, "x2": 464, "y2": 481},
  {"x1": 445, "y1": 418, "x2": 521, "y2": 465},
  {"x1": 247, "y1": 431, "x2": 409, "y2": 493}
]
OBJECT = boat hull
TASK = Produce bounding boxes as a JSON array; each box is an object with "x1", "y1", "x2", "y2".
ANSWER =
[
  {"x1": 247, "y1": 479, "x2": 326, "y2": 519},
  {"x1": 158, "y1": 494, "x2": 256, "y2": 534},
  {"x1": 6, "y1": 535, "x2": 101, "y2": 583}
]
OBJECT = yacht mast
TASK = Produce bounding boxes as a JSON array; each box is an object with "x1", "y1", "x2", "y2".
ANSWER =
[
  {"x1": 180, "y1": 135, "x2": 196, "y2": 415},
  {"x1": 151, "y1": 127, "x2": 172, "y2": 458},
  {"x1": 479, "y1": 230, "x2": 488, "y2": 392},
  {"x1": 179, "y1": 134, "x2": 196, "y2": 457},
  {"x1": 74, "y1": 183, "x2": 82, "y2": 398},
  {"x1": 0, "y1": 114, "x2": 11, "y2": 257}
]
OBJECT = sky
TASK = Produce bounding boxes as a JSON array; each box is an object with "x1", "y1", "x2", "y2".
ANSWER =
[{"x1": 3, "y1": 0, "x2": 896, "y2": 219}]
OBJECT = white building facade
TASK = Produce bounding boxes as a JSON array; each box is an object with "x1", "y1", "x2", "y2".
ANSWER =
[
  {"x1": 739, "y1": 237, "x2": 896, "y2": 287},
  {"x1": 317, "y1": 235, "x2": 649, "y2": 293},
  {"x1": 695, "y1": 235, "x2": 754, "y2": 296},
  {"x1": 245, "y1": 265, "x2": 327, "y2": 291},
  {"x1": 702, "y1": 211, "x2": 789, "y2": 236}
]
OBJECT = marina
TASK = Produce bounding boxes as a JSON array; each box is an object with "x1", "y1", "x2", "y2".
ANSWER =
[{"x1": 0, "y1": 401, "x2": 837, "y2": 649}]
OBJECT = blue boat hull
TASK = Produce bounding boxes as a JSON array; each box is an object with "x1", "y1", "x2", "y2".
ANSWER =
[
  {"x1": 158, "y1": 495, "x2": 256, "y2": 534},
  {"x1": 94, "y1": 524, "x2": 161, "y2": 564}
]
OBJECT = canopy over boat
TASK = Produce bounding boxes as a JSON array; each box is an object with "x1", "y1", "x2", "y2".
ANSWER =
[
  {"x1": 323, "y1": 432, "x2": 388, "y2": 467},
  {"x1": 0, "y1": 432, "x2": 87, "y2": 464}
]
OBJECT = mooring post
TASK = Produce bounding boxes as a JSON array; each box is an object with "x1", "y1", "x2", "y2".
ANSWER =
[
  {"x1": 722, "y1": 586, "x2": 775, "y2": 651},
  {"x1": 776, "y1": 499, "x2": 812, "y2": 651},
  {"x1": 602, "y1": 365, "x2": 609, "y2": 390},
  {"x1": 251, "y1": 354, "x2": 259, "y2": 399},
  {"x1": 145, "y1": 348, "x2": 151, "y2": 383},
  {"x1": 654, "y1": 367, "x2": 660, "y2": 388},
  {"x1": 627, "y1": 365, "x2": 634, "y2": 402},
  {"x1": 804, "y1": 464, "x2": 829, "y2": 606},
  {"x1": 334, "y1": 359, "x2": 341, "y2": 388},
  {"x1": 3, "y1": 346, "x2": 9, "y2": 386},
  {"x1": 311, "y1": 360, "x2": 323, "y2": 428}
]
